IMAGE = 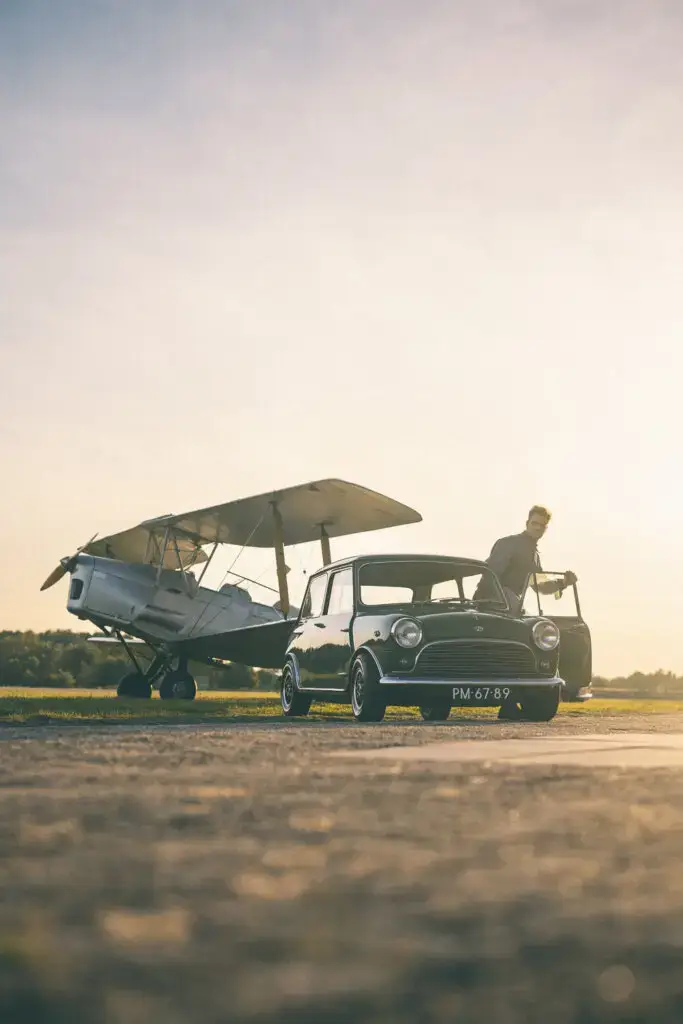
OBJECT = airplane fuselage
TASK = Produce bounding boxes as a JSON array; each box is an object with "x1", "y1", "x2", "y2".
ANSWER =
[{"x1": 66, "y1": 554, "x2": 282, "y2": 644}]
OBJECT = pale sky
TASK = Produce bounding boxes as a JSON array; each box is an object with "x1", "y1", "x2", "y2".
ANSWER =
[{"x1": 2, "y1": 0, "x2": 682, "y2": 676}]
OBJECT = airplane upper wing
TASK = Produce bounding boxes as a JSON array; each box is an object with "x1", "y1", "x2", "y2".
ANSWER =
[
  {"x1": 83, "y1": 479, "x2": 421, "y2": 566},
  {"x1": 180, "y1": 619, "x2": 296, "y2": 670},
  {"x1": 86, "y1": 526, "x2": 207, "y2": 568},
  {"x1": 41, "y1": 479, "x2": 420, "y2": 592},
  {"x1": 136, "y1": 478, "x2": 422, "y2": 549}
]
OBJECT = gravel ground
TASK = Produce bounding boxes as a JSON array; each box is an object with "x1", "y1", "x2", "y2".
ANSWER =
[{"x1": 3, "y1": 712, "x2": 683, "y2": 1023}]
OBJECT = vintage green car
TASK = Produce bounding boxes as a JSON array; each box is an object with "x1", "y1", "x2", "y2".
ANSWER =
[{"x1": 280, "y1": 553, "x2": 570, "y2": 722}]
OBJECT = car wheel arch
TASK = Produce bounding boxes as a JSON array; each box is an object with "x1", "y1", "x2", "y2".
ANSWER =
[
  {"x1": 282, "y1": 653, "x2": 302, "y2": 690},
  {"x1": 349, "y1": 646, "x2": 384, "y2": 688}
]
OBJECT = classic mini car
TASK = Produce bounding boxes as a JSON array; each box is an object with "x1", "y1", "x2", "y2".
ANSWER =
[
  {"x1": 520, "y1": 570, "x2": 593, "y2": 702},
  {"x1": 279, "y1": 553, "x2": 570, "y2": 722}
]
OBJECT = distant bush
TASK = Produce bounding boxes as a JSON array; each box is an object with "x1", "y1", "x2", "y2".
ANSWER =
[
  {"x1": 593, "y1": 670, "x2": 683, "y2": 695},
  {"x1": 0, "y1": 630, "x2": 128, "y2": 687},
  {"x1": 203, "y1": 662, "x2": 257, "y2": 690},
  {"x1": 0, "y1": 630, "x2": 279, "y2": 690},
  {"x1": 254, "y1": 669, "x2": 280, "y2": 691}
]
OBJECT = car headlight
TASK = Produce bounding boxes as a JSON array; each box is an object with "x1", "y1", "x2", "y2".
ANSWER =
[
  {"x1": 391, "y1": 617, "x2": 423, "y2": 649},
  {"x1": 532, "y1": 620, "x2": 560, "y2": 651}
]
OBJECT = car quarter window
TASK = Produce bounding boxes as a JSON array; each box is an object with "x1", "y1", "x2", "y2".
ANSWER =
[
  {"x1": 326, "y1": 568, "x2": 354, "y2": 615},
  {"x1": 300, "y1": 572, "x2": 329, "y2": 619}
]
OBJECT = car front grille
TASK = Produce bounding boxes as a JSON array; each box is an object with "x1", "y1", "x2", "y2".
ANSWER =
[{"x1": 413, "y1": 641, "x2": 538, "y2": 680}]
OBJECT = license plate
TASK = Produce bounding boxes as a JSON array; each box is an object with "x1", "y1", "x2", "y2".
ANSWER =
[{"x1": 452, "y1": 686, "x2": 511, "y2": 701}]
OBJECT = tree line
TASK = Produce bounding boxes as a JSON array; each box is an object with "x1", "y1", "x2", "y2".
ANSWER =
[
  {"x1": 0, "y1": 631, "x2": 277, "y2": 690},
  {"x1": 592, "y1": 671, "x2": 683, "y2": 696},
  {"x1": 1, "y1": 630, "x2": 682, "y2": 695}
]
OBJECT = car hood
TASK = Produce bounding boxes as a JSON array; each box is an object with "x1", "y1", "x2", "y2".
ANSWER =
[{"x1": 410, "y1": 608, "x2": 535, "y2": 644}]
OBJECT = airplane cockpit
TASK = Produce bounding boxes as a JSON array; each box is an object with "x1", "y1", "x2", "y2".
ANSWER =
[{"x1": 218, "y1": 582, "x2": 252, "y2": 600}]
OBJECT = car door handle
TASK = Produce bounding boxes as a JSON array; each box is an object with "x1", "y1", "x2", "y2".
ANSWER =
[
  {"x1": 291, "y1": 629, "x2": 303, "y2": 637},
  {"x1": 313, "y1": 622, "x2": 326, "y2": 629},
  {"x1": 340, "y1": 628, "x2": 350, "y2": 633}
]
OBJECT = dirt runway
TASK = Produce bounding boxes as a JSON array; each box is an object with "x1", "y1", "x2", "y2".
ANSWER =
[{"x1": 3, "y1": 711, "x2": 683, "y2": 1023}]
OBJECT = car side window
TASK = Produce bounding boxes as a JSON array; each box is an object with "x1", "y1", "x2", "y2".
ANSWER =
[
  {"x1": 300, "y1": 572, "x2": 329, "y2": 620},
  {"x1": 326, "y1": 568, "x2": 354, "y2": 615}
]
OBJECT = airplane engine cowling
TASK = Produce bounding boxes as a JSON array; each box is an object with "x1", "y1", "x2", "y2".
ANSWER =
[
  {"x1": 67, "y1": 555, "x2": 161, "y2": 627},
  {"x1": 66, "y1": 554, "x2": 283, "y2": 644}
]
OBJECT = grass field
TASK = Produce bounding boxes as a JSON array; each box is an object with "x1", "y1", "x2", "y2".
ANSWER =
[{"x1": 2, "y1": 687, "x2": 683, "y2": 724}]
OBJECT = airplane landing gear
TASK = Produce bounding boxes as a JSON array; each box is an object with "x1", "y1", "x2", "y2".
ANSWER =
[
  {"x1": 117, "y1": 672, "x2": 153, "y2": 699},
  {"x1": 159, "y1": 656, "x2": 197, "y2": 700},
  {"x1": 113, "y1": 639, "x2": 197, "y2": 701},
  {"x1": 159, "y1": 670, "x2": 197, "y2": 700}
]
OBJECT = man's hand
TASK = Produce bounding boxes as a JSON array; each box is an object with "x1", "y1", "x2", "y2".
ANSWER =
[{"x1": 563, "y1": 570, "x2": 577, "y2": 586}]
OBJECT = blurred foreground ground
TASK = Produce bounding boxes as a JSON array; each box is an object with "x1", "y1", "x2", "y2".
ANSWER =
[{"x1": 3, "y1": 710, "x2": 683, "y2": 1022}]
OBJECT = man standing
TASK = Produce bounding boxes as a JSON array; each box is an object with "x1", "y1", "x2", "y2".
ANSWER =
[
  {"x1": 484, "y1": 505, "x2": 575, "y2": 614},
  {"x1": 482, "y1": 504, "x2": 576, "y2": 719}
]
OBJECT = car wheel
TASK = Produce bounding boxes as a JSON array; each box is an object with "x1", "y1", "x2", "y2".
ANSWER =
[
  {"x1": 562, "y1": 681, "x2": 591, "y2": 703},
  {"x1": 350, "y1": 654, "x2": 386, "y2": 723},
  {"x1": 159, "y1": 671, "x2": 197, "y2": 700},
  {"x1": 419, "y1": 700, "x2": 451, "y2": 722},
  {"x1": 519, "y1": 687, "x2": 560, "y2": 722},
  {"x1": 281, "y1": 663, "x2": 312, "y2": 717},
  {"x1": 498, "y1": 699, "x2": 524, "y2": 721},
  {"x1": 117, "y1": 672, "x2": 152, "y2": 699}
]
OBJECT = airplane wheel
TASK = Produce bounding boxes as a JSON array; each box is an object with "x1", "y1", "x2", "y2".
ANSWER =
[
  {"x1": 159, "y1": 671, "x2": 197, "y2": 701},
  {"x1": 420, "y1": 701, "x2": 451, "y2": 721},
  {"x1": 117, "y1": 672, "x2": 152, "y2": 699}
]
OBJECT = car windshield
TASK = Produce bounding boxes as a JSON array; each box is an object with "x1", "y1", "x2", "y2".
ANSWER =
[{"x1": 357, "y1": 559, "x2": 508, "y2": 609}]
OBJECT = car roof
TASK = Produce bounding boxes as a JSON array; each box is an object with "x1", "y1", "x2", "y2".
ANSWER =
[{"x1": 310, "y1": 553, "x2": 488, "y2": 575}]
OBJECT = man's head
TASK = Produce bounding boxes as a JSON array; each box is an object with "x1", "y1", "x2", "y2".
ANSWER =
[{"x1": 525, "y1": 504, "x2": 551, "y2": 541}]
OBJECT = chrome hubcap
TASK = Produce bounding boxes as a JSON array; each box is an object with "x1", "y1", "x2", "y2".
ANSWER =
[
  {"x1": 283, "y1": 671, "x2": 294, "y2": 708},
  {"x1": 352, "y1": 672, "x2": 364, "y2": 713}
]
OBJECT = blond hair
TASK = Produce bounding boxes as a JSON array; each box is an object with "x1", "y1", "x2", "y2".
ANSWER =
[{"x1": 527, "y1": 504, "x2": 552, "y2": 523}]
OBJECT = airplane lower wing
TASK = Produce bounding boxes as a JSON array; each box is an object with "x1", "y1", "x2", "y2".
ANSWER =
[
  {"x1": 87, "y1": 635, "x2": 146, "y2": 644},
  {"x1": 180, "y1": 619, "x2": 295, "y2": 670}
]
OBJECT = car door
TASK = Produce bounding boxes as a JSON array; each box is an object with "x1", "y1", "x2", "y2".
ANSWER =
[
  {"x1": 522, "y1": 571, "x2": 592, "y2": 693},
  {"x1": 306, "y1": 566, "x2": 355, "y2": 691},
  {"x1": 291, "y1": 570, "x2": 330, "y2": 687}
]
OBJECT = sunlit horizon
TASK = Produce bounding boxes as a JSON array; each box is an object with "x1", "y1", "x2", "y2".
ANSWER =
[{"x1": 3, "y1": 1, "x2": 683, "y2": 677}]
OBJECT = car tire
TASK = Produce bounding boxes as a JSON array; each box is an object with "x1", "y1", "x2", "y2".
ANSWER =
[
  {"x1": 419, "y1": 701, "x2": 451, "y2": 722},
  {"x1": 498, "y1": 699, "x2": 524, "y2": 721},
  {"x1": 281, "y1": 663, "x2": 312, "y2": 717},
  {"x1": 350, "y1": 654, "x2": 386, "y2": 723},
  {"x1": 562, "y1": 681, "x2": 591, "y2": 703},
  {"x1": 117, "y1": 672, "x2": 152, "y2": 699},
  {"x1": 519, "y1": 687, "x2": 560, "y2": 722},
  {"x1": 159, "y1": 671, "x2": 197, "y2": 700}
]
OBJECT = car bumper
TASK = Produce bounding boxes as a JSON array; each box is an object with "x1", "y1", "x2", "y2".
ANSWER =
[
  {"x1": 377, "y1": 676, "x2": 564, "y2": 707},
  {"x1": 562, "y1": 684, "x2": 593, "y2": 702},
  {"x1": 379, "y1": 675, "x2": 564, "y2": 688}
]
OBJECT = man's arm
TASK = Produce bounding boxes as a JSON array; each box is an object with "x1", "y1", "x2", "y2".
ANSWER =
[{"x1": 535, "y1": 570, "x2": 578, "y2": 595}]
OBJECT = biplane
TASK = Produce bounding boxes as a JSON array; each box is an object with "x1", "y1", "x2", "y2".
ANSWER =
[{"x1": 40, "y1": 479, "x2": 422, "y2": 699}]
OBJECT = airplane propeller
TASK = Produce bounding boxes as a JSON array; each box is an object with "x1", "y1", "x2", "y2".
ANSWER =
[{"x1": 40, "y1": 534, "x2": 98, "y2": 592}]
